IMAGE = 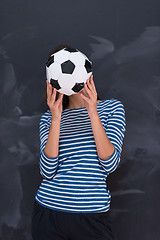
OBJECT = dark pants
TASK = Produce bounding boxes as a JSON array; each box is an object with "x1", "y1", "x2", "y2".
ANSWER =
[{"x1": 31, "y1": 200, "x2": 114, "y2": 240}]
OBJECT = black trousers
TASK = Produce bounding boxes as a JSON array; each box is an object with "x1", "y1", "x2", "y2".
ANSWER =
[{"x1": 31, "y1": 200, "x2": 114, "y2": 240}]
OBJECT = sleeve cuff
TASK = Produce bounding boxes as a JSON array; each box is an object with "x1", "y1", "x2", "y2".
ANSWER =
[
  {"x1": 98, "y1": 148, "x2": 117, "y2": 163},
  {"x1": 41, "y1": 149, "x2": 59, "y2": 161}
]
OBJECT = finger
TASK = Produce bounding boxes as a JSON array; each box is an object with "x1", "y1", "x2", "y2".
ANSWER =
[
  {"x1": 80, "y1": 92, "x2": 89, "y2": 103},
  {"x1": 87, "y1": 78, "x2": 94, "y2": 91},
  {"x1": 46, "y1": 80, "x2": 52, "y2": 102},
  {"x1": 59, "y1": 93, "x2": 64, "y2": 101},
  {"x1": 57, "y1": 92, "x2": 63, "y2": 102},
  {"x1": 50, "y1": 87, "x2": 57, "y2": 103},
  {"x1": 47, "y1": 79, "x2": 52, "y2": 95},
  {"x1": 80, "y1": 88, "x2": 89, "y2": 98},
  {"x1": 47, "y1": 81, "x2": 56, "y2": 105},
  {"x1": 90, "y1": 74, "x2": 96, "y2": 92},
  {"x1": 88, "y1": 75, "x2": 97, "y2": 96},
  {"x1": 84, "y1": 81, "x2": 92, "y2": 98}
]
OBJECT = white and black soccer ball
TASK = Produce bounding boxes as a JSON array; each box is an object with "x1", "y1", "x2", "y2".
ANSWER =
[{"x1": 46, "y1": 47, "x2": 93, "y2": 96}]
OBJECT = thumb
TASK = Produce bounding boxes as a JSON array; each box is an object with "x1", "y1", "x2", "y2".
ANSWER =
[{"x1": 60, "y1": 93, "x2": 64, "y2": 100}]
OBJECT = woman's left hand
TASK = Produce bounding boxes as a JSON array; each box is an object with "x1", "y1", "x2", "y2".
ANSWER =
[{"x1": 78, "y1": 74, "x2": 98, "y2": 117}]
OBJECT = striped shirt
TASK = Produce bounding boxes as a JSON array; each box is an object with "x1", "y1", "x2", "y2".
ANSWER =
[{"x1": 35, "y1": 98, "x2": 126, "y2": 213}]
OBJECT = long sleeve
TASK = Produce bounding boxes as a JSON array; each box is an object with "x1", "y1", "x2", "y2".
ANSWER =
[
  {"x1": 39, "y1": 115, "x2": 59, "y2": 180},
  {"x1": 97, "y1": 100, "x2": 126, "y2": 175}
]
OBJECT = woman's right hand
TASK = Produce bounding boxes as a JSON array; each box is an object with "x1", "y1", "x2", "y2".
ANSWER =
[{"x1": 46, "y1": 80, "x2": 64, "y2": 121}]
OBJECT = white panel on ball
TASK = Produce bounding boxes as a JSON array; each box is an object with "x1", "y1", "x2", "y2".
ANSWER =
[
  {"x1": 54, "y1": 49, "x2": 70, "y2": 64},
  {"x1": 48, "y1": 62, "x2": 62, "y2": 80},
  {"x1": 58, "y1": 74, "x2": 75, "y2": 96},
  {"x1": 70, "y1": 52, "x2": 86, "y2": 66},
  {"x1": 72, "y1": 66, "x2": 88, "y2": 83},
  {"x1": 46, "y1": 66, "x2": 50, "y2": 81}
]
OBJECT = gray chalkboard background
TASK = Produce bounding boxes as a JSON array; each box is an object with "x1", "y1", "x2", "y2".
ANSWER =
[{"x1": 0, "y1": 0, "x2": 160, "y2": 239}]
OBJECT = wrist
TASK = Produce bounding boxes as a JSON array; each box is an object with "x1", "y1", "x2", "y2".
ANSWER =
[
  {"x1": 51, "y1": 117, "x2": 61, "y2": 124},
  {"x1": 89, "y1": 111, "x2": 99, "y2": 120}
]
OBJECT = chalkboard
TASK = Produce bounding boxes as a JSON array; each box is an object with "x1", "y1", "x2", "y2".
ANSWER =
[{"x1": 0, "y1": 0, "x2": 160, "y2": 239}]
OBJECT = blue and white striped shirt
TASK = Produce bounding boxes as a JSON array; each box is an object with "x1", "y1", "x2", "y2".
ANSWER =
[{"x1": 35, "y1": 98, "x2": 126, "y2": 213}]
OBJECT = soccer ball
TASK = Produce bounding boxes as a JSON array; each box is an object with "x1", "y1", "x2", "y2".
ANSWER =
[{"x1": 46, "y1": 47, "x2": 93, "y2": 96}]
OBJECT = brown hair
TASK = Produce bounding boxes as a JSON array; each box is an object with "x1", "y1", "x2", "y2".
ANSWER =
[{"x1": 43, "y1": 44, "x2": 101, "y2": 110}]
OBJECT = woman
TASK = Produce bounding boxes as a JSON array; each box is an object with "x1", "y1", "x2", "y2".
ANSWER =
[{"x1": 31, "y1": 44, "x2": 126, "y2": 240}]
